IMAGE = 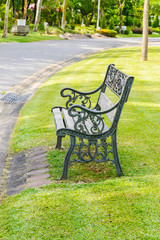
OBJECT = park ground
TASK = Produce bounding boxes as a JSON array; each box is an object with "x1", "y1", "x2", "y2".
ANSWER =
[
  {"x1": 0, "y1": 46, "x2": 160, "y2": 239},
  {"x1": 0, "y1": 28, "x2": 160, "y2": 43}
]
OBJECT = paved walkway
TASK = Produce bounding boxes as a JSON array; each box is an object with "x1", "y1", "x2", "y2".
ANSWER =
[{"x1": 0, "y1": 37, "x2": 160, "y2": 197}]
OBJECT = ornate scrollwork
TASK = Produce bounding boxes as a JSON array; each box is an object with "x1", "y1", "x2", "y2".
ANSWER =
[
  {"x1": 63, "y1": 91, "x2": 91, "y2": 109},
  {"x1": 70, "y1": 138, "x2": 114, "y2": 164},
  {"x1": 69, "y1": 108, "x2": 105, "y2": 135},
  {"x1": 106, "y1": 65, "x2": 127, "y2": 96}
]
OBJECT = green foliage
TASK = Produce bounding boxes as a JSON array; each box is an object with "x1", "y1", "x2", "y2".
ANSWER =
[
  {"x1": 152, "y1": 27, "x2": 160, "y2": 34},
  {"x1": 124, "y1": 29, "x2": 129, "y2": 35},
  {"x1": 37, "y1": 22, "x2": 45, "y2": 32},
  {"x1": 75, "y1": 25, "x2": 95, "y2": 34},
  {"x1": 74, "y1": 13, "x2": 81, "y2": 24},
  {"x1": 29, "y1": 24, "x2": 34, "y2": 32},
  {"x1": 126, "y1": 16, "x2": 133, "y2": 26},
  {"x1": 0, "y1": 21, "x2": 4, "y2": 29},
  {"x1": 152, "y1": 14, "x2": 159, "y2": 28},
  {"x1": 101, "y1": 16, "x2": 107, "y2": 29},
  {"x1": 133, "y1": 17, "x2": 141, "y2": 28},
  {"x1": 97, "y1": 29, "x2": 117, "y2": 37},
  {"x1": 109, "y1": 17, "x2": 114, "y2": 30}
]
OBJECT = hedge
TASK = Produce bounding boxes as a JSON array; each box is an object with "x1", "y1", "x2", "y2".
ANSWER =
[{"x1": 97, "y1": 29, "x2": 117, "y2": 37}]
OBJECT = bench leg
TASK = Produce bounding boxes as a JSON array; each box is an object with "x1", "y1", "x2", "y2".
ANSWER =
[
  {"x1": 56, "y1": 136, "x2": 63, "y2": 149},
  {"x1": 111, "y1": 131, "x2": 124, "y2": 177},
  {"x1": 60, "y1": 136, "x2": 76, "y2": 180}
]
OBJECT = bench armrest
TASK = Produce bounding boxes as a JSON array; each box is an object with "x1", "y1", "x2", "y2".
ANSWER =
[
  {"x1": 60, "y1": 85, "x2": 102, "y2": 109},
  {"x1": 68, "y1": 103, "x2": 119, "y2": 116},
  {"x1": 67, "y1": 103, "x2": 118, "y2": 135}
]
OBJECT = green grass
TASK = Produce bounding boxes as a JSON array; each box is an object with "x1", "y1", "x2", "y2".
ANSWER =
[
  {"x1": 117, "y1": 32, "x2": 160, "y2": 38},
  {"x1": 0, "y1": 47, "x2": 160, "y2": 239},
  {"x1": 0, "y1": 31, "x2": 61, "y2": 43}
]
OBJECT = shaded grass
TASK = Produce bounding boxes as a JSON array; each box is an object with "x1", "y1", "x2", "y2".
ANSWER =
[
  {"x1": 0, "y1": 31, "x2": 61, "y2": 43},
  {"x1": 1, "y1": 46, "x2": 160, "y2": 239}
]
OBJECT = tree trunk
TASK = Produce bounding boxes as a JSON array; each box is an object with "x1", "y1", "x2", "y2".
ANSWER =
[
  {"x1": 33, "y1": 0, "x2": 37, "y2": 23},
  {"x1": 119, "y1": 5, "x2": 122, "y2": 33},
  {"x1": 88, "y1": 2, "x2": 95, "y2": 26},
  {"x1": 96, "y1": 0, "x2": 100, "y2": 29},
  {"x1": 12, "y1": 0, "x2": 16, "y2": 18},
  {"x1": 118, "y1": 0, "x2": 125, "y2": 34},
  {"x1": 33, "y1": 0, "x2": 42, "y2": 31},
  {"x1": 2, "y1": 0, "x2": 11, "y2": 38},
  {"x1": 61, "y1": 0, "x2": 67, "y2": 29},
  {"x1": 141, "y1": 0, "x2": 149, "y2": 61},
  {"x1": 23, "y1": 0, "x2": 27, "y2": 19}
]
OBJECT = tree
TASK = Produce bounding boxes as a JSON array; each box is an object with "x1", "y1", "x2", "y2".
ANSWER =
[
  {"x1": 96, "y1": 0, "x2": 101, "y2": 29},
  {"x1": 23, "y1": 0, "x2": 27, "y2": 19},
  {"x1": 141, "y1": 0, "x2": 149, "y2": 61},
  {"x1": 34, "y1": 0, "x2": 42, "y2": 31},
  {"x1": 61, "y1": 0, "x2": 67, "y2": 29},
  {"x1": 2, "y1": 0, "x2": 11, "y2": 38},
  {"x1": 117, "y1": 0, "x2": 125, "y2": 33}
]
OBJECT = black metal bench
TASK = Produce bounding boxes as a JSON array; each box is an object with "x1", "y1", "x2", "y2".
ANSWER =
[{"x1": 51, "y1": 64, "x2": 134, "y2": 180}]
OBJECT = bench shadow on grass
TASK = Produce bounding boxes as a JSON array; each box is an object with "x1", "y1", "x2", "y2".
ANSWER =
[{"x1": 48, "y1": 149, "x2": 117, "y2": 183}]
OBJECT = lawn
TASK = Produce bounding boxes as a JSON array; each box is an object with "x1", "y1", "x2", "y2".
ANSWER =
[
  {"x1": 0, "y1": 47, "x2": 160, "y2": 239},
  {"x1": 117, "y1": 32, "x2": 160, "y2": 38},
  {"x1": 0, "y1": 30, "x2": 61, "y2": 43}
]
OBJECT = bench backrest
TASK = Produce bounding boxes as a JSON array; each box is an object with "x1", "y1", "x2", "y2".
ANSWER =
[{"x1": 97, "y1": 64, "x2": 134, "y2": 127}]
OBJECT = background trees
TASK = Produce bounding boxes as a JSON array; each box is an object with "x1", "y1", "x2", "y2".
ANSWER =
[{"x1": 0, "y1": 0, "x2": 159, "y2": 35}]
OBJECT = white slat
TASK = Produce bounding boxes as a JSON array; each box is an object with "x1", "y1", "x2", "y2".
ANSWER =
[
  {"x1": 98, "y1": 92, "x2": 116, "y2": 123},
  {"x1": 62, "y1": 109, "x2": 75, "y2": 130},
  {"x1": 52, "y1": 108, "x2": 65, "y2": 131}
]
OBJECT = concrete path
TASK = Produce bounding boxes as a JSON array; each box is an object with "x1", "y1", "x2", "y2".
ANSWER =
[
  {"x1": 1, "y1": 37, "x2": 160, "y2": 95},
  {"x1": 0, "y1": 37, "x2": 160, "y2": 195}
]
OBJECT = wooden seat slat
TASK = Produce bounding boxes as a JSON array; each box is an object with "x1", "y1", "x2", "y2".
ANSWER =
[
  {"x1": 52, "y1": 108, "x2": 65, "y2": 131},
  {"x1": 62, "y1": 109, "x2": 75, "y2": 130},
  {"x1": 98, "y1": 92, "x2": 116, "y2": 123}
]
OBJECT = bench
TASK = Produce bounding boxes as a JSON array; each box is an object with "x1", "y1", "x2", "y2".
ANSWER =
[{"x1": 51, "y1": 64, "x2": 134, "y2": 180}]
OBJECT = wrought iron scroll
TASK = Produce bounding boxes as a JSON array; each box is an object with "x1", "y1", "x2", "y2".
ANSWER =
[
  {"x1": 62, "y1": 90, "x2": 92, "y2": 109},
  {"x1": 69, "y1": 109, "x2": 105, "y2": 135},
  {"x1": 106, "y1": 65, "x2": 127, "y2": 97},
  {"x1": 70, "y1": 138, "x2": 114, "y2": 164}
]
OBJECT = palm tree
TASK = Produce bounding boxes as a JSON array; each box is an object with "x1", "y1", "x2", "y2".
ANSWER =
[
  {"x1": 2, "y1": 0, "x2": 11, "y2": 38},
  {"x1": 141, "y1": 0, "x2": 150, "y2": 61},
  {"x1": 117, "y1": 0, "x2": 125, "y2": 34},
  {"x1": 96, "y1": 0, "x2": 101, "y2": 30},
  {"x1": 61, "y1": 0, "x2": 67, "y2": 30},
  {"x1": 34, "y1": 0, "x2": 42, "y2": 31},
  {"x1": 23, "y1": 0, "x2": 27, "y2": 19}
]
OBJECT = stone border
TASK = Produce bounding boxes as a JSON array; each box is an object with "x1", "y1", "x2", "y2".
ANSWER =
[{"x1": 1, "y1": 147, "x2": 51, "y2": 196}]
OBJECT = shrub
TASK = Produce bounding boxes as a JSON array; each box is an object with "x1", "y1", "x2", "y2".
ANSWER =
[
  {"x1": 29, "y1": 24, "x2": 34, "y2": 32},
  {"x1": 97, "y1": 29, "x2": 117, "y2": 37},
  {"x1": 38, "y1": 22, "x2": 45, "y2": 32},
  {"x1": 132, "y1": 27, "x2": 142, "y2": 34},
  {"x1": 0, "y1": 21, "x2": 4, "y2": 29},
  {"x1": 152, "y1": 28, "x2": 160, "y2": 34},
  {"x1": 75, "y1": 25, "x2": 95, "y2": 35},
  {"x1": 101, "y1": 16, "x2": 107, "y2": 29},
  {"x1": 133, "y1": 18, "x2": 141, "y2": 28},
  {"x1": 114, "y1": 26, "x2": 119, "y2": 33},
  {"x1": 132, "y1": 27, "x2": 153, "y2": 35},
  {"x1": 124, "y1": 29, "x2": 129, "y2": 35},
  {"x1": 152, "y1": 14, "x2": 159, "y2": 28},
  {"x1": 109, "y1": 17, "x2": 114, "y2": 30}
]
